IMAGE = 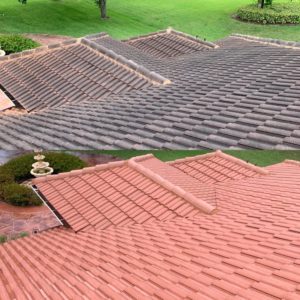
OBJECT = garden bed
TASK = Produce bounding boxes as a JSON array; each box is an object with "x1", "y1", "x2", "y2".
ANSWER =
[
  {"x1": 236, "y1": 3, "x2": 300, "y2": 24},
  {"x1": 0, "y1": 152, "x2": 87, "y2": 207},
  {"x1": 0, "y1": 34, "x2": 39, "y2": 55}
]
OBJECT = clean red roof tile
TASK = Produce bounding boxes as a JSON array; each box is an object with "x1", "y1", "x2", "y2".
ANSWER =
[
  {"x1": 1, "y1": 152, "x2": 300, "y2": 299},
  {"x1": 169, "y1": 150, "x2": 267, "y2": 184},
  {"x1": 33, "y1": 157, "x2": 212, "y2": 232}
]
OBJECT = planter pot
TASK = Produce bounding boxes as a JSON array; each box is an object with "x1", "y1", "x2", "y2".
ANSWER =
[{"x1": 0, "y1": 50, "x2": 5, "y2": 57}]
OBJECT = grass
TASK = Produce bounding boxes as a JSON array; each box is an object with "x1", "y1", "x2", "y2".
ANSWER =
[
  {"x1": 0, "y1": 0, "x2": 300, "y2": 41},
  {"x1": 91, "y1": 150, "x2": 300, "y2": 167}
]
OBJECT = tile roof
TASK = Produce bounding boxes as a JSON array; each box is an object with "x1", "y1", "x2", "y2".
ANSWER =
[
  {"x1": 0, "y1": 38, "x2": 169, "y2": 112},
  {"x1": 1, "y1": 31, "x2": 300, "y2": 149},
  {"x1": 35, "y1": 152, "x2": 239, "y2": 232},
  {"x1": 169, "y1": 150, "x2": 268, "y2": 184},
  {"x1": 1, "y1": 152, "x2": 300, "y2": 299},
  {"x1": 124, "y1": 28, "x2": 216, "y2": 58}
]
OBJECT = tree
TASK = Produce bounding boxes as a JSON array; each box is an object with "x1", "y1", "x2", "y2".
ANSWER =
[
  {"x1": 96, "y1": 0, "x2": 107, "y2": 19},
  {"x1": 257, "y1": 0, "x2": 272, "y2": 9},
  {"x1": 18, "y1": 0, "x2": 108, "y2": 19}
]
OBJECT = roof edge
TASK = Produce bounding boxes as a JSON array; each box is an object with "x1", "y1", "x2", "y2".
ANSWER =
[
  {"x1": 169, "y1": 150, "x2": 269, "y2": 175},
  {"x1": 0, "y1": 38, "x2": 80, "y2": 64},
  {"x1": 84, "y1": 32, "x2": 109, "y2": 40},
  {"x1": 32, "y1": 160, "x2": 126, "y2": 184},
  {"x1": 124, "y1": 27, "x2": 219, "y2": 49},
  {"x1": 128, "y1": 155, "x2": 216, "y2": 214},
  {"x1": 284, "y1": 160, "x2": 300, "y2": 166},
  {"x1": 232, "y1": 34, "x2": 300, "y2": 49},
  {"x1": 80, "y1": 37, "x2": 171, "y2": 85}
]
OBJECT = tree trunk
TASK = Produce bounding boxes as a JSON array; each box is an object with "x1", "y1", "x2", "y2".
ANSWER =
[
  {"x1": 100, "y1": 0, "x2": 107, "y2": 19},
  {"x1": 258, "y1": 0, "x2": 265, "y2": 8}
]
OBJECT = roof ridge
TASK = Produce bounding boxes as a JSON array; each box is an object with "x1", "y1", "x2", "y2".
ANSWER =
[
  {"x1": 128, "y1": 155, "x2": 216, "y2": 214},
  {"x1": 283, "y1": 159, "x2": 300, "y2": 166},
  {"x1": 0, "y1": 38, "x2": 80, "y2": 63},
  {"x1": 168, "y1": 28, "x2": 219, "y2": 49},
  {"x1": 80, "y1": 37, "x2": 171, "y2": 85},
  {"x1": 232, "y1": 34, "x2": 300, "y2": 50},
  {"x1": 169, "y1": 150, "x2": 269, "y2": 175},
  {"x1": 124, "y1": 27, "x2": 218, "y2": 49},
  {"x1": 32, "y1": 160, "x2": 126, "y2": 184},
  {"x1": 84, "y1": 32, "x2": 110, "y2": 40}
]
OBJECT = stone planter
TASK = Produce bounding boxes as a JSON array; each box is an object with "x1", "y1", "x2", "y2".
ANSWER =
[{"x1": 0, "y1": 50, "x2": 5, "y2": 57}]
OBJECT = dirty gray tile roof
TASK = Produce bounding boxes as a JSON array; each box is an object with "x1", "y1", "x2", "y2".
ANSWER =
[
  {"x1": 124, "y1": 29, "x2": 215, "y2": 58},
  {"x1": 0, "y1": 31, "x2": 300, "y2": 150},
  {"x1": 0, "y1": 41, "x2": 163, "y2": 112}
]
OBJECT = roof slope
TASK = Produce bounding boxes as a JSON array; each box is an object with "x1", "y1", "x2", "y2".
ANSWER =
[
  {"x1": 33, "y1": 156, "x2": 217, "y2": 232},
  {"x1": 124, "y1": 29, "x2": 216, "y2": 58},
  {"x1": 0, "y1": 38, "x2": 168, "y2": 112},
  {"x1": 170, "y1": 150, "x2": 268, "y2": 184},
  {"x1": 1, "y1": 32, "x2": 300, "y2": 149},
  {"x1": 1, "y1": 157, "x2": 300, "y2": 299}
]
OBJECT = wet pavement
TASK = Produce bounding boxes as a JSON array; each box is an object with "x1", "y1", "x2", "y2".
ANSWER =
[{"x1": 0, "y1": 202, "x2": 60, "y2": 238}]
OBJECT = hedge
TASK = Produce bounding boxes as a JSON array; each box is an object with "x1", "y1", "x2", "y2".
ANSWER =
[
  {"x1": 0, "y1": 34, "x2": 39, "y2": 55},
  {"x1": 237, "y1": 3, "x2": 300, "y2": 24},
  {"x1": 0, "y1": 168, "x2": 15, "y2": 200},
  {"x1": 0, "y1": 152, "x2": 86, "y2": 206},
  {"x1": 2, "y1": 183, "x2": 42, "y2": 206},
  {"x1": 1, "y1": 152, "x2": 87, "y2": 182}
]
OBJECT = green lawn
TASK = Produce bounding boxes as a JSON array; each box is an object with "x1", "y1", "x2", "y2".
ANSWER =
[
  {"x1": 92, "y1": 150, "x2": 300, "y2": 167},
  {"x1": 0, "y1": 0, "x2": 300, "y2": 41}
]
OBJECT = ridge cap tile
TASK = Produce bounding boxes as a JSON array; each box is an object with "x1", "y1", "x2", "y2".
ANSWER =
[
  {"x1": 232, "y1": 33, "x2": 300, "y2": 50},
  {"x1": 128, "y1": 155, "x2": 216, "y2": 214}
]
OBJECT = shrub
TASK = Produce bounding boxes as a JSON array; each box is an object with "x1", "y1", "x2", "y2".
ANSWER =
[
  {"x1": 236, "y1": 3, "x2": 300, "y2": 24},
  {"x1": 0, "y1": 34, "x2": 39, "y2": 55},
  {"x1": 0, "y1": 235, "x2": 7, "y2": 244},
  {"x1": 2, "y1": 183, "x2": 42, "y2": 206},
  {"x1": 1, "y1": 152, "x2": 87, "y2": 182},
  {"x1": 0, "y1": 168, "x2": 15, "y2": 200}
]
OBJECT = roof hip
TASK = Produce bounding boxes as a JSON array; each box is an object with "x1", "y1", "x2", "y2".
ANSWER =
[
  {"x1": 128, "y1": 154, "x2": 216, "y2": 214},
  {"x1": 81, "y1": 37, "x2": 171, "y2": 85}
]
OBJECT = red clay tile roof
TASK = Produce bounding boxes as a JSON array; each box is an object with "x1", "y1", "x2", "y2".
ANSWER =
[
  {"x1": 1, "y1": 152, "x2": 300, "y2": 299},
  {"x1": 34, "y1": 159, "x2": 208, "y2": 232},
  {"x1": 169, "y1": 150, "x2": 268, "y2": 184},
  {"x1": 33, "y1": 151, "x2": 268, "y2": 232}
]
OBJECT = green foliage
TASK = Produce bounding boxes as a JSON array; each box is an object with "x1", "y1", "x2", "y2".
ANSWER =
[
  {"x1": 0, "y1": 152, "x2": 87, "y2": 182},
  {"x1": 0, "y1": 168, "x2": 15, "y2": 200},
  {"x1": 1, "y1": 0, "x2": 300, "y2": 42},
  {"x1": 2, "y1": 183, "x2": 42, "y2": 206},
  {"x1": 0, "y1": 34, "x2": 39, "y2": 54},
  {"x1": 237, "y1": 3, "x2": 300, "y2": 24},
  {"x1": 0, "y1": 232, "x2": 29, "y2": 244},
  {"x1": 18, "y1": 231, "x2": 29, "y2": 238},
  {"x1": 0, "y1": 235, "x2": 7, "y2": 244}
]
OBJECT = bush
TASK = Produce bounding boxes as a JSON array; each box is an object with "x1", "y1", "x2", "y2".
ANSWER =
[
  {"x1": 1, "y1": 152, "x2": 87, "y2": 182},
  {"x1": 0, "y1": 168, "x2": 15, "y2": 200},
  {"x1": 2, "y1": 183, "x2": 42, "y2": 206},
  {"x1": 236, "y1": 3, "x2": 300, "y2": 24},
  {"x1": 0, "y1": 235, "x2": 7, "y2": 244},
  {"x1": 0, "y1": 34, "x2": 39, "y2": 55}
]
